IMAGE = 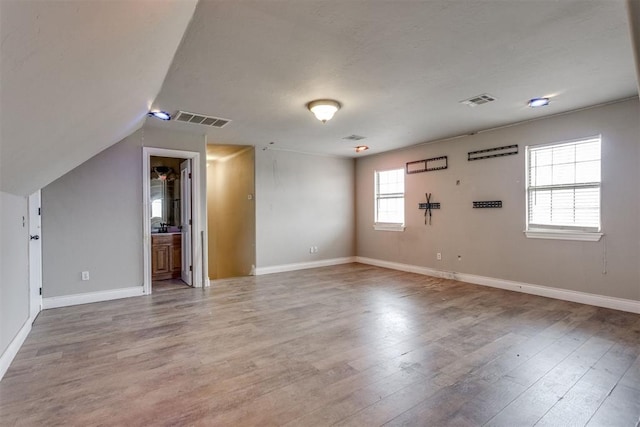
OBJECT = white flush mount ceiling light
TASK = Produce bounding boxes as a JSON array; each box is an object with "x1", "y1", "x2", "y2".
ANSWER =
[
  {"x1": 528, "y1": 97, "x2": 550, "y2": 108},
  {"x1": 307, "y1": 99, "x2": 341, "y2": 123},
  {"x1": 148, "y1": 110, "x2": 171, "y2": 121}
]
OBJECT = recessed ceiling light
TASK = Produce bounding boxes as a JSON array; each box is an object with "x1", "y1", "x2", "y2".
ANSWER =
[
  {"x1": 355, "y1": 145, "x2": 369, "y2": 153},
  {"x1": 528, "y1": 98, "x2": 550, "y2": 108},
  {"x1": 148, "y1": 110, "x2": 171, "y2": 121}
]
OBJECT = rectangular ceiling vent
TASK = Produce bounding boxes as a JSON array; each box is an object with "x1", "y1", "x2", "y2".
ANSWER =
[
  {"x1": 460, "y1": 94, "x2": 496, "y2": 107},
  {"x1": 174, "y1": 110, "x2": 231, "y2": 128},
  {"x1": 342, "y1": 134, "x2": 367, "y2": 141}
]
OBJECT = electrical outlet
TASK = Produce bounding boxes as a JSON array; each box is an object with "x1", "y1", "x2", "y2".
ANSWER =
[
  {"x1": 436, "y1": 252, "x2": 442, "y2": 261},
  {"x1": 81, "y1": 271, "x2": 90, "y2": 281}
]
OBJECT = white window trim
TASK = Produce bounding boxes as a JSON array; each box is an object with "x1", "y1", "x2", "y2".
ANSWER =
[
  {"x1": 374, "y1": 168, "x2": 405, "y2": 231},
  {"x1": 374, "y1": 222, "x2": 406, "y2": 232},
  {"x1": 525, "y1": 135, "x2": 602, "y2": 242},
  {"x1": 524, "y1": 229, "x2": 603, "y2": 242}
]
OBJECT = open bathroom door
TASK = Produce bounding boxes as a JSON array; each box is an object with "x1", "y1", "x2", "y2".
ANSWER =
[
  {"x1": 180, "y1": 160, "x2": 193, "y2": 286},
  {"x1": 28, "y1": 190, "x2": 43, "y2": 320}
]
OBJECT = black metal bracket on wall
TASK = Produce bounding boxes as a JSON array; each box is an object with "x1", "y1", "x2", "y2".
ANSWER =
[
  {"x1": 468, "y1": 145, "x2": 518, "y2": 161},
  {"x1": 473, "y1": 201, "x2": 502, "y2": 208},
  {"x1": 418, "y1": 202, "x2": 441, "y2": 210},
  {"x1": 420, "y1": 192, "x2": 440, "y2": 225},
  {"x1": 406, "y1": 156, "x2": 448, "y2": 174}
]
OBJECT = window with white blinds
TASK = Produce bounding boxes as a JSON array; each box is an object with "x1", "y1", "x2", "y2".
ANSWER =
[
  {"x1": 374, "y1": 168, "x2": 405, "y2": 230},
  {"x1": 526, "y1": 136, "x2": 601, "y2": 235}
]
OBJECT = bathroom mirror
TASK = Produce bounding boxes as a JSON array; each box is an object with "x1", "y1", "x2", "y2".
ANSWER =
[{"x1": 150, "y1": 158, "x2": 182, "y2": 232}]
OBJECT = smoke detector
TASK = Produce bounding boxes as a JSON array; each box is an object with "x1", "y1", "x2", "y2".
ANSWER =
[{"x1": 342, "y1": 135, "x2": 367, "y2": 141}]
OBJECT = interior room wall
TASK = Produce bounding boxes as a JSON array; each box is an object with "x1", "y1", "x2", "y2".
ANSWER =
[
  {"x1": 356, "y1": 98, "x2": 640, "y2": 302},
  {"x1": 255, "y1": 149, "x2": 356, "y2": 269},
  {"x1": 0, "y1": 192, "x2": 29, "y2": 355},
  {"x1": 207, "y1": 146, "x2": 256, "y2": 279},
  {"x1": 42, "y1": 127, "x2": 207, "y2": 298}
]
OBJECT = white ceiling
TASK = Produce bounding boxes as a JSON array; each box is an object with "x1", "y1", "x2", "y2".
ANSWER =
[
  {"x1": 150, "y1": 0, "x2": 638, "y2": 157},
  {"x1": 0, "y1": 0, "x2": 197, "y2": 195},
  {"x1": 1, "y1": 1, "x2": 638, "y2": 196}
]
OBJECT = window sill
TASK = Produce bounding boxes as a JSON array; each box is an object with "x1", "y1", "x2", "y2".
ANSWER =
[
  {"x1": 524, "y1": 230, "x2": 603, "y2": 242},
  {"x1": 374, "y1": 223, "x2": 405, "y2": 232}
]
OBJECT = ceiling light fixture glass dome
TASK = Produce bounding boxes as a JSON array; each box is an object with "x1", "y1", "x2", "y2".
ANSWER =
[
  {"x1": 307, "y1": 99, "x2": 341, "y2": 123},
  {"x1": 148, "y1": 110, "x2": 172, "y2": 121},
  {"x1": 528, "y1": 97, "x2": 550, "y2": 108}
]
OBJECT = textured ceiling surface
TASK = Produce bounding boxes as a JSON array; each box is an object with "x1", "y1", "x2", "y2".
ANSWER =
[
  {"x1": 0, "y1": 0, "x2": 197, "y2": 195},
  {"x1": 1, "y1": 1, "x2": 638, "y2": 195},
  {"x1": 150, "y1": 0, "x2": 638, "y2": 157}
]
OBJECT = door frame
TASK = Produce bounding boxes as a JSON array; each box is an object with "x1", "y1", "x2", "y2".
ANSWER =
[
  {"x1": 179, "y1": 160, "x2": 192, "y2": 285},
  {"x1": 142, "y1": 147, "x2": 203, "y2": 294},
  {"x1": 28, "y1": 190, "x2": 42, "y2": 320}
]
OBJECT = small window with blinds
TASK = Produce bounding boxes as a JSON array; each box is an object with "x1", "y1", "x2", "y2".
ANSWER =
[
  {"x1": 525, "y1": 136, "x2": 603, "y2": 241},
  {"x1": 374, "y1": 168, "x2": 405, "y2": 231}
]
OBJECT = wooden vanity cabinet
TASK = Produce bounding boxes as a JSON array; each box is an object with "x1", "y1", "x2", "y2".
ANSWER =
[{"x1": 151, "y1": 234, "x2": 182, "y2": 280}]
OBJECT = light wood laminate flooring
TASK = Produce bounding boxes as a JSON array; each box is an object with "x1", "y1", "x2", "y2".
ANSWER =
[{"x1": 1, "y1": 263, "x2": 639, "y2": 426}]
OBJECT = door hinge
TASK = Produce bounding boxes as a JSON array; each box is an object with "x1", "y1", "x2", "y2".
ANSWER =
[
  {"x1": 39, "y1": 287, "x2": 42, "y2": 296},
  {"x1": 189, "y1": 173, "x2": 192, "y2": 179},
  {"x1": 189, "y1": 219, "x2": 192, "y2": 225},
  {"x1": 189, "y1": 265, "x2": 193, "y2": 272},
  {"x1": 38, "y1": 207, "x2": 41, "y2": 215}
]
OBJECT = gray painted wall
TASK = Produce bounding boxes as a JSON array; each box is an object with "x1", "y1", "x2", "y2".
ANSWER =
[
  {"x1": 42, "y1": 127, "x2": 207, "y2": 297},
  {"x1": 356, "y1": 98, "x2": 640, "y2": 301},
  {"x1": 256, "y1": 149, "x2": 356, "y2": 268},
  {"x1": 0, "y1": 192, "x2": 29, "y2": 355}
]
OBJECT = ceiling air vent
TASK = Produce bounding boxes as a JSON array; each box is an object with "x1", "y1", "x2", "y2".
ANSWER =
[
  {"x1": 460, "y1": 94, "x2": 496, "y2": 107},
  {"x1": 174, "y1": 110, "x2": 231, "y2": 128},
  {"x1": 342, "y1": 134, "x2": 367, "y2": 141}
]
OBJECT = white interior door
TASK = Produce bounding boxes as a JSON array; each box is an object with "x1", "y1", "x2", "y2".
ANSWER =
[
  {"x1": 180, "y1": 160, "x2": 192, "y2": 286},
  {"x1": 28, "y1": 191, "x2": 42, "y2": 320}
]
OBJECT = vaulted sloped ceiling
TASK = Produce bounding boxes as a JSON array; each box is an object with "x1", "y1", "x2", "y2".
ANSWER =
[
  {"x1": 1, "y1": 1, "x2": 639, "y2": 197},
  {"x1": 0, "y1": 0, "x2": 197, "y2": 195},
  {"x1": 149, "y1": 0, "x2": 638, "y2": 158}
]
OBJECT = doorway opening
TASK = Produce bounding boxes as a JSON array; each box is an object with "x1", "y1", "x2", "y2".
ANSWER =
[
  {"x1": 207, "y1": 144, "x2": 256, "y2": 280},
  {"x1": 142, "y1": 148, "x2": 203, "y2": 294},
  {"x1": 149, "y1": 156, "x2": 191, "y2": 291}
]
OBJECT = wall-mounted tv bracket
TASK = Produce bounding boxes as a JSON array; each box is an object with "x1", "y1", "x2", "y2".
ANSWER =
[
  {"x1": 419, "y1": 193, "x2": 440, "y2": 225},
  {"x1": 406, "y1": 156, "x2": 448, "y2": 174},
  {"x1": 473, "y1": 201, "x2": 502, "y2": 208},
  {"x1": 468, "y1": 144, "x2": 518, "y2": 161}
]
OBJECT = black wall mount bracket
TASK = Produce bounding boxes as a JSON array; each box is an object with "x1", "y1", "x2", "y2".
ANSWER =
[
  {"x1": 468, "y1": 145, "x2": 518, "y2": 161},
  {"x1": 406, "y1": 156, "x2": 448, "y2": 174}
]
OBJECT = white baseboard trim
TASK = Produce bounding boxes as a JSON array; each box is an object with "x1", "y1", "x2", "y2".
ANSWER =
[
  {"x1": 355, "y1": 256, "x2": 640, "y2": 314},
  {"x1": 255, "y1": 257, "x2": 356, "y2": 276},
  {"x1": 0, "y1": 316, "x2": 32, "y2": 381},
  {"x1": 43, "y1": 286, "x2": 144, "y2": 309}
]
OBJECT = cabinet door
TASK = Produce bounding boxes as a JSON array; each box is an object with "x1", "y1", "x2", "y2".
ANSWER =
[{"x1": 152, "y1": 244, "x2": 171, "y2": 279}]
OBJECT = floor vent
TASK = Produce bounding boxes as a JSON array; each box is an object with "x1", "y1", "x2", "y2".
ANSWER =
[
  {"x1": 174, "y1": 110, "x2": 231, "y2": 128},
  {"x1": 460, "y1": 94, "x2": 496, "y2": 107}
]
